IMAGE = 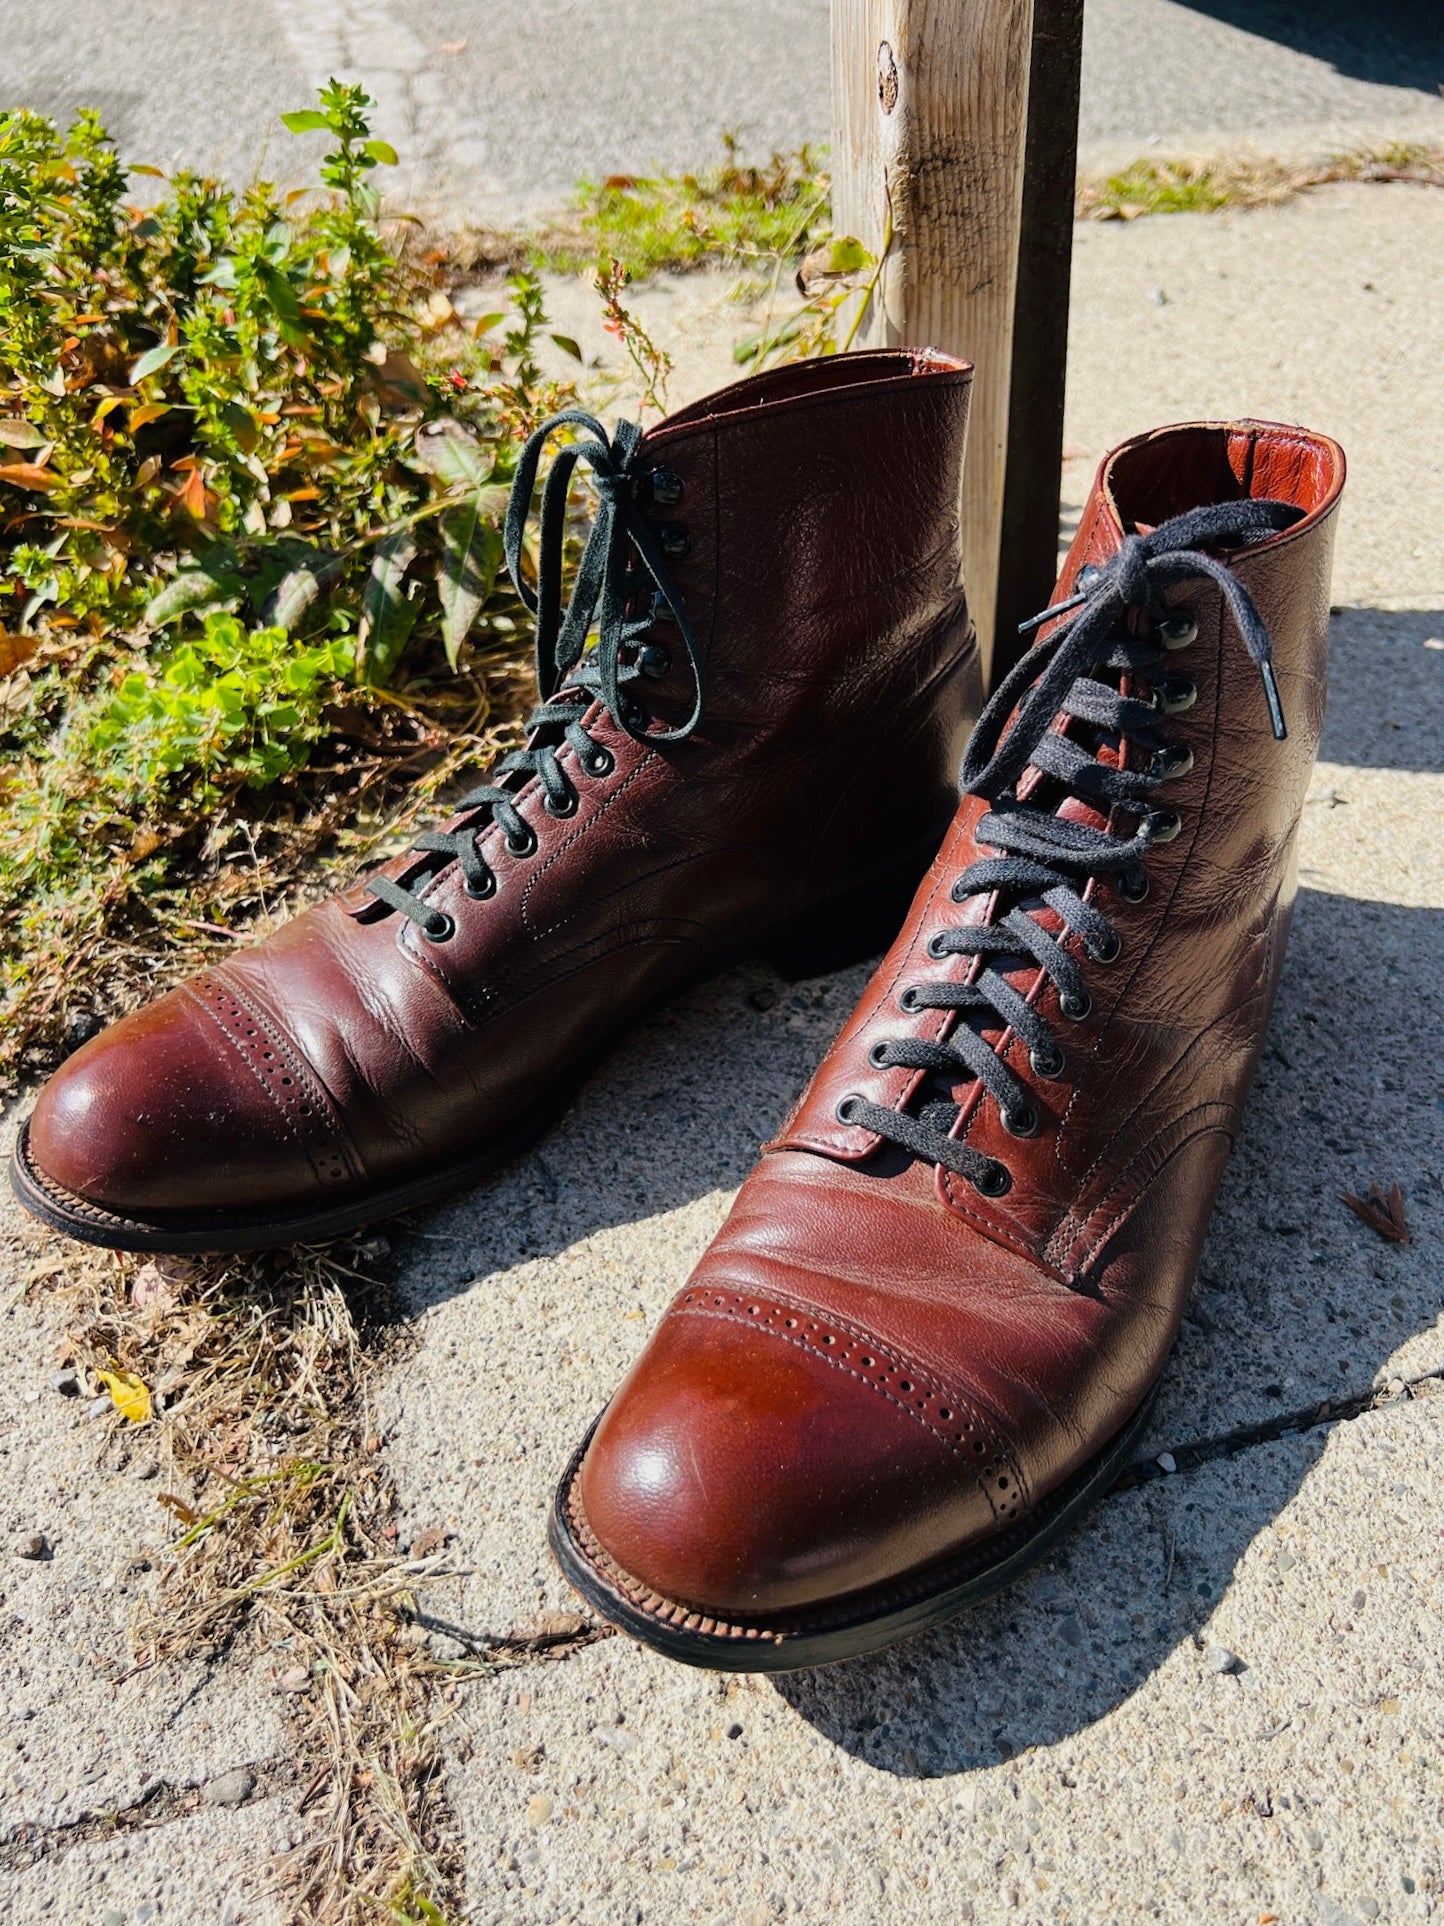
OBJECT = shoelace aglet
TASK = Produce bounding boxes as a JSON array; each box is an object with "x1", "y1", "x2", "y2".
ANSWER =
[
  {"x1": 1259, "y1": 660, "x2": 1287, "y2": 740},
  {"x1": 1017, "y1": 589, "x2": 1085, "y2": 636}
]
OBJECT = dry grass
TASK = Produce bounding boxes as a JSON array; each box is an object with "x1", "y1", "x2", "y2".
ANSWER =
[
  {"x1": 29, "y1": 1234, "x2": 542, "y2": 1922},
  {"x1": 1076, "y1": 141, "x2": 1444, "y2": 221}
]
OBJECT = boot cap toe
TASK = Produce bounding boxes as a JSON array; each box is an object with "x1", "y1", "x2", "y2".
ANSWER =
[{"x1": 576, "y1": 1290, "x2": 1007, "y2": 1619}]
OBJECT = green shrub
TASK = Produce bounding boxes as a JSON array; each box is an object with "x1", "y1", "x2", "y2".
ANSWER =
[{"x1": 0, "y1": 84, "x2": 573, "y2": 1075}]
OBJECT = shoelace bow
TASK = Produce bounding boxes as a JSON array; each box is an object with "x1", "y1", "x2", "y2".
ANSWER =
[
  {"x1": 844, "y1": 497, "x2": 1304, "y2": 1197},
  {"x1": 367, "y1": 409, "x2": 702, "y2": 937}
]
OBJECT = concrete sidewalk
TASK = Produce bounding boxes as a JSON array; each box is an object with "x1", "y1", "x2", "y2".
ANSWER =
[
  {"x1": 3, "y1": 179, "x2": 1443, "y2": 1923},
  {"x1": 0, "y1": 0, "x2": 1440, "y2": 220}
]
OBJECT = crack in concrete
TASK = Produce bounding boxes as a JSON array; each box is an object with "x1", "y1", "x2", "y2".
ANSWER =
[
  {"x1": 0, "y1": 1755, "x2": 297, "y2": 1874},
  {"x1": 6, "y1": 1374, "x2": 1431, "y2": 1874},
  {"x1": 1117, "y1": 1369, "x2": 1437, "y2": 1492}
]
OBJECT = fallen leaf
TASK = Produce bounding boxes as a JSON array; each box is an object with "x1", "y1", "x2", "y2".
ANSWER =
[
  {"x1": 96, "y1": 1367, "x2": 154, "y2": 1423},
  {"x1": 1340, "y1": 1181, "x2": 1409, "y2": 1245},
  {"x1": 157, "y1": 1491, "x2": 198, "y2": 1526},
  {"x1": 0, "y1": 461, "x2": 58, "y2": 493},
  {"x1": 0, "y1": 632, "x2": 39, "y2": 678}
]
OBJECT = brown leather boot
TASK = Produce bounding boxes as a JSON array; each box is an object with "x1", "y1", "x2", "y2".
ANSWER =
[
  {"x1": 13, "y1": 351, "x2": 980, "y2": 1253},
  {"x1": 553, "y1": 419, "x2": 1346, "y2": 1670}
]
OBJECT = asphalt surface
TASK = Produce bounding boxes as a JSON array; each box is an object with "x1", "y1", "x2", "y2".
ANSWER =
[{"x1": 1, "y1": 0, "x2": 1440, "y2": 218}]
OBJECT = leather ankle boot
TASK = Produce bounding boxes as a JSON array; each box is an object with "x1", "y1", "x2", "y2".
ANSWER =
[
  {"x1": 14, "y1": 351, "x2": 981, "y2": 1253},
  {"x1": 553, "y1": 418, "x2": 1346, "y2": 1670}
]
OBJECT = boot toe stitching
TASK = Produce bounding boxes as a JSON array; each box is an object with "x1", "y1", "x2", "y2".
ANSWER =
[{"x1": 671, "y1": 1286, "x2": 1028, "y2": 1525}]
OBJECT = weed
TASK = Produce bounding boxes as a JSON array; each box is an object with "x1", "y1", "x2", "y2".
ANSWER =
[{"x1": 545, "y1": 134, "x2": 832, "y2": 277}]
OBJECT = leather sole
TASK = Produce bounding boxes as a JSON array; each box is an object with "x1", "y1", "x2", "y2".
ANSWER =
[
  {"x1": 9, "y1": 827, "x2": 946, "y2": 1256},
  {"x1": 548, "y1": 1386, "x2": 1159, "y2": 1672}
]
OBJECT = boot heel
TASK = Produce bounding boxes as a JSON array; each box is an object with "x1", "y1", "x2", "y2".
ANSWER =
[{"x1": 761, "y1": 825, "x2": 944, "y2": 982}]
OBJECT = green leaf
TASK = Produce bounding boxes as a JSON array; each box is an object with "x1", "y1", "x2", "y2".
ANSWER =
[
  {"x1": 827, "y1": 235, "x2": 872, "y2": 275},
  {"x1": 128, "y1": 342, "x2": 180, "y2": 384},
  {"x1": 144, "y1": 566, "x2": 243, "y2": 626},
  {"x1": 407, "y1": 418, "x2": 495, "y2": 489},
  {"x1": 364, "y1": 139, "x2": 399, "y2": 167},
  {"x1": 549, "y1": 333, "x2": 584, "y2": 362},
  {"x1": 359, "y1": 529, "x2": 419, "y2": 685},
  {"x1": 437, "y1": 504, "x2": 503, "y2": 669},
  {"x1": 261, "y1": 552, "x2": 341, "y2": 631},
  {"x1": 256, "y1": 260, "x2": 304, "y2": 335},
  {"x1": 281, "y1": 109, "x2": 331, "y2": 134}
]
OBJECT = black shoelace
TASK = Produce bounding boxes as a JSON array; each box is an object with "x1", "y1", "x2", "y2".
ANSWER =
[
  {"x1": 840, "y1": 498, "x2": 1304, "y2": 1197},
  {"x1": 366, "y1": 409, "x2": 702, "y2": 939}
]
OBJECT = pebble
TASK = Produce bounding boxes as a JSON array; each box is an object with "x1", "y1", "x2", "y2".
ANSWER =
[
  {"x1": 1203, "y1": 1643, "x2": 1238, "y2": 1674},
  {"x1": 100, "y1": 1911, "x2": 127, "y2": 1926},
  {"x1": 747, "y1": 986, "x2": 778, "y2": 1012},
  {"x1": 12, "y1": 1531, "x2": 49, "y2": 1560},
  {"x1": 85, "y1": 1394, "x2": 114, "y2": 1421},
  {"x1": 276, "y1": 1665, "x2": 311, "y2": 1693},
  {"x1": 205, "y1": 1766, "x2": 256, "y2": 1807},
  {"x1": 526, "y1": 1792, "x2": 554, "y2": 1826},
  {"x1": 1155, "y1": 1451, "x2": 1177, "y2": 1474},
  {"x1": 49, "y1": 1370, "x2": 80, "y2": 1397}
]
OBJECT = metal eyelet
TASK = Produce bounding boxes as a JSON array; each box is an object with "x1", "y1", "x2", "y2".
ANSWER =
[
  {"x1": 1117, "y1": 868, "x2": 1150, "y2": 904},
  {"x1": 544, "y1": 790, "x2": 578, "y2": 819},
  {"x1": 422, "y1": 913, "x2": 455, "y2": 944},
  {"x1": 1155, "y1": 675, "x2": 1197, "y2": 716},
  {"x1": 1076, "y1": 563, "x2": 1102, "y2": 592},
  {"x1": 1150, "y1": 742, "x2": 1194, "y2": 781},
  {"x1": 505, "y1": 826, "x2": 538, "y2": 859},
  {"x1": 1001, "y1": 1102, "x2": 1038, "y2": 1139},
  {"x1": 836, "y1": 1095, "x2": 863, "y2": 1126},
  {"x1": 1090, "y1": 930, "x2": 1122, "y2": 965},
  {"x1": 1144, "y1": 807, "x2": 1183, "y2": 845},
  {"x1": 971, "y1": 1161, "x2": 1012, "y2": 1198},
  {"x1": 926, "y1": 931, "x2": 951, "y2": 960},
  {"x1": 463, "y1": 873, "x2": 496, "y2": 901},
  {"x1": 650, "y1": 591, "x2": 677, "y2": 626},
  {"x1": 899, "y1": 986, "x2": 923, "y2": 1014},
  {"x1": 1029, "y1": 1043, "x2": 1065, "y2": 1080},
  {"x1": 1059, "y1": 987, "x2": 1092, "y2": 1023},
  {"x1": 648, "y1": 468, "x2": 684, "y2": 507},
  {"x1": 638, "y1": 642, "x2": 672, "y2": 679},
  {"x1": 1158, "y1": 611, "x2": 1198, "y2": 650},
  {"x1": 582, "y1": 746, "x2": 614, "y2": 779},
  {"x1": 868, "y1": 1041, "x2": 891, "y2": 1069},
  {"x1": 658, "y1": 524, "x2": 690, "y2": 559}
]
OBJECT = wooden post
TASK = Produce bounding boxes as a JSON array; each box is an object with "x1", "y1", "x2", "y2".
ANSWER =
[{"x1": 831, "y1": 0, "x2": 1084, "y2": 687}]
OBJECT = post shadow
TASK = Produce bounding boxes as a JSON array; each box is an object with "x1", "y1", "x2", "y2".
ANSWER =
[{"x1": 1164, "y1": 1, "x2": 1444, "y2": 94}]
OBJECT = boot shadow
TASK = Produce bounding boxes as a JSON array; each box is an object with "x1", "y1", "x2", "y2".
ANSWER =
[
  {"x1": 773, "y1": 886, "x2": 1444, "y2": 1772},
  {"x1": 390, "y1": 604, "x2": 1441, "y2": 1304}
]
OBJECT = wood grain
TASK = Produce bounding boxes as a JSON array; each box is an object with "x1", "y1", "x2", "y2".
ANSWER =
[{"x1": 831, "y1": 0, "x2": 1082, "y2": 685}]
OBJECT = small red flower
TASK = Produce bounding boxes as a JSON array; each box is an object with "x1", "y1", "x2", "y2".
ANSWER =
[{"x1": 447, "y1": 368, "x2": 468, "y2": 392}]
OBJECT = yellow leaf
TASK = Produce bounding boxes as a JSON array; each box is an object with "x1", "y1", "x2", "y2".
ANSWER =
[
  {"x1": 128, "y1": 402, "x2": 170, "y2": 431},
  {"x1": 96, "y1": 1368, "x2": 153, "y2": 1424}
]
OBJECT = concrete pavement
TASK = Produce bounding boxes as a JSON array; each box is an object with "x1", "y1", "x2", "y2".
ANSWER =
[
  {"x1": 0, "y1": 1, "x2": 1440, "y2": 218},
  {"x1": 5, "y1": 174, "x2": 1439, "y2": 1922}
]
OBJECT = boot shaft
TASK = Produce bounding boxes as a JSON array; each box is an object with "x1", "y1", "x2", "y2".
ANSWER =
[{"x1": 776, "y1": 419, "x2": 1346, "y2": 1259}]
